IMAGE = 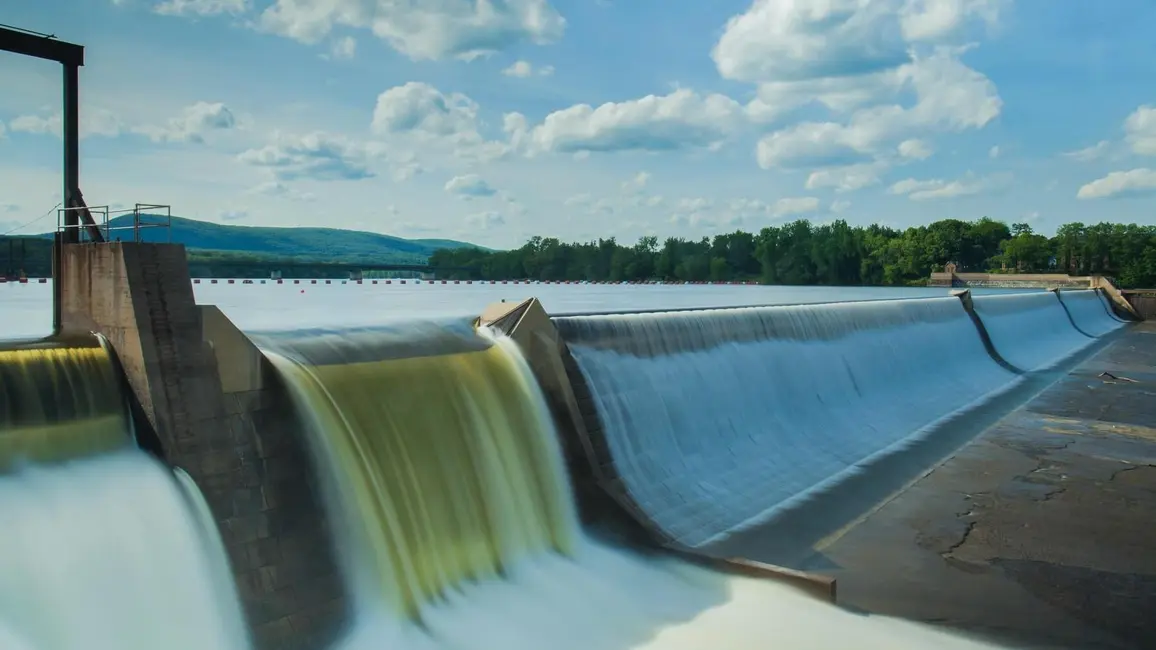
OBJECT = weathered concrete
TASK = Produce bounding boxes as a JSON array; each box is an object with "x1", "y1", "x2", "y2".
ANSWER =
[
  {"x1": 930, "y1": 271, "x2": 1095, "y2": 289},
  {"x1": 58, "y1": 243, "x2": 348, "y2": 650},
  {"x1": 778, "y1": 321, "x2": 1156, "y2": 650},
  {"x1": 1120, "y1": 290, "x2": 1156, "y2": 320}
]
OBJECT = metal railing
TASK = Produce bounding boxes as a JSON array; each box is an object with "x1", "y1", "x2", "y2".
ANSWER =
[{"x1": 56, "y1": 203, "x2": 172, "y2": 243}]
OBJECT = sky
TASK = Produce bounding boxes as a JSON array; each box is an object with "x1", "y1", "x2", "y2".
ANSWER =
[{"x1": 1, "y1": 0, "x2": 1154, "y2": 249}]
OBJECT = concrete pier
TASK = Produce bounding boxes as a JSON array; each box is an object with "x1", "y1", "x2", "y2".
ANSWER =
[
  {"x1": 57, "y1": 243, "x2": 348, "y2": 650},
  {"x1": 767, "y1": 322, "x2": 1156, "y2": 649}
]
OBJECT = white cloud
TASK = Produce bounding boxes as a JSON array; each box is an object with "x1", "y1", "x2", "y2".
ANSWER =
[
  {"x1": 247, "y1": 180, "x2": 318, "y2": 202},
  {"x1": 772, "y1": 196, "x2": 821, "y2": 216},
  {"x1": 1076, "y1": 168, "x2": 1156, "y2": 200},
  {"x1": 518, "y1": 89, "x2": 743, "y2": 155},
  {"x1": 1125, "y1": 105, "x2": 1156, "y2": 156},
  {"x1": 465, "y1": 211, "x2": 506, "y2": 229},
  {"x1": 831, "y1": 199, "x2": 852, "y2": 213},
  {"x1": 9, "y1": 102, "x2": 235, "y2": 143},
  {"x1": 620, "y1": 171, "x2": 651, "y2": 193},
  {"x1": 238, "y1": 131, "x2": 374, "y2": 181},
  {"x1": 1062, "y1": 140, "x2": 1111, "y2": 162},
  {"x1": 898, "y1": 138, "x2": 934, "y2": 160},
  {"x1": 371, "y1": 82, "x2": 508, "y2": 162},
  {"x1": 754, "y1": 49, "x2": 1001, "y2": 170},
  {"x1": 989, "y1": 145, "x2": 1000, "y2": 158},
  {"x1": 219, "y1": 209, "x2": 249, "y2": 221},
  {"x1": 502, "y1": 60, "x2": 553, "y2": 77},
  {"x1": 713, "y1": 0, "x2": 1000, "y2": 84},
  {"x1": 135, "y1": 101, "x2": 237, "y2": 143},
  {"x1": 444, "y1": 174, "x2": 496, "y2": 197},
  {"x1": 328, "y1": 36, "x2": 357, "y2": 60},
  {"x1": 154, "y1": 0, "x2": 247, "y2": 17},
  {"x1": 889, "y1": 172, "x2": 1008, "y2": 200},
  {"x1": 9, "y1": 108, "x2": 124, "y2": 139},
  {"x1": 258, "y1": 0, "x2": 566, "y2": 61},
  {"x1": 804, "y1": 163, "x2": 885, "y2": 193}
]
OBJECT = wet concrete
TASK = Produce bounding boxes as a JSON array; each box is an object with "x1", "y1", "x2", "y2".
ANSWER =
[{"x1": 760, "y1": 323, "x2": 1156, "y2": 649}]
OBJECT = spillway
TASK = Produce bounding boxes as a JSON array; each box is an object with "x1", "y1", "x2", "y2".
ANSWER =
[
  {"x1": 970, "y1": 292, "x2": 1096, "y2": 371},
  {"x1": 0, "y1": 344, "x2": 130, "y2": 470},
  {"x1": 554, "y1": 297, "x2": 1024, "y2": 549},
  {"x1": 0, "y1": 340, "x2": 252, "y2": 650},
  {"x1": 1059, "y1": 289, "x2": 1127, "y2": 337},
  {"x1": 261, "y1": 319, "x2": 1011, "y2": 650}
]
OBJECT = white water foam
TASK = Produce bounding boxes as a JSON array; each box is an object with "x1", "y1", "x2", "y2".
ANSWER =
[
  {"x1": 555, "y1": 297, "x2": 1021, "y2": 549},
  {"x1": 0, "y1": 450, "x2": 251, "y2": 650},
  {"x1": 337, "y1": 537, "x2": 1008, "y2": 650},
  {"x1": 1059, "y1": 290, "x2": 1127, "y2": 337},
  {"x1": 971, "y1": 292, "x2": 1095, "y2": 371}
]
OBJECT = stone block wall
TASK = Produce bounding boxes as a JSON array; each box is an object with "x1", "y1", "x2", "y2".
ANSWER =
[{"x1": 58, "y1": 243, "x2": 348, "y2": 650}]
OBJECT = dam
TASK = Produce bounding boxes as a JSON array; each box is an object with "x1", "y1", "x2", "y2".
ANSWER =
[{"x1": 2, "y1": 241, "x2": 1155, "y2": 650}]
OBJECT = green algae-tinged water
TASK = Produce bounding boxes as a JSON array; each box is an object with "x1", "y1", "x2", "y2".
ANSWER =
[
  {"x1": 0, "y1": 346, "x2": 129, "y2": 470},
  {"x1": 266, "y1": 329, "x2": 578, "y2": 620}
]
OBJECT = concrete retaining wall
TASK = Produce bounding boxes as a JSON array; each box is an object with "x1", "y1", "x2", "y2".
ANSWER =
[
  {"x1": 58, "y1": 243, "x2": 347, "y2": 650},
  {"x1": 929, "y1": 272, "x2": 1093, "y2": 289}
]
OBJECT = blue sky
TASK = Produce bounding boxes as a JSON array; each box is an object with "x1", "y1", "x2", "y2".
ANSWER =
[{"x1": 1, "y1": 0, "x2": 1154, "y2": 248}]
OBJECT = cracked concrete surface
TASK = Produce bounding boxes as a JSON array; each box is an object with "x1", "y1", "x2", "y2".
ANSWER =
[{"x1": 732, "y1": 321, "x2": 1156, "y2": 649}]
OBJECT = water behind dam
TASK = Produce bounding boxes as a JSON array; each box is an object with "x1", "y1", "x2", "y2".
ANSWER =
[{"x1": 0, "y1": 280, "x2": 1128, "y2": 650}]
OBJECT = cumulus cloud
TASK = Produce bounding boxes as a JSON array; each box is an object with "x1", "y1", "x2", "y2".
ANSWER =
[
  {"x1": 371, "y1": 82, "x2": 507, "y2": 161},
  {"x1": 154, "y1": 0, "x2": 247, "y2": 17},
  {"x1": 219, "y1": 209, "x2": 248, "y2": 221},
  {"x1": 620, "y1": 171, "x2": 651, "y2": 193},
  {"x1": 754, "y1": 49, "x2": 1001, "y2": 171},
  {"x1": 465, "y1": 211, "x2": 506, "y2": 229},
  {"x1": 503, "y1": 60, "x2": 553, "y2": 77},
  {"x1": 257, "y1": 0, "x2": 565, "y2": 61},
  {"x1": 328, "y1": 36, "x2": 357, "y2": 60},
  {"x1": 135, "y1": 101, "x2": 236, "y2": 143},
  {"x1": 247, "y1": 180, "x2": 318, "y2": 202},
  {"x1": 1063, "y1": 140, "x2": 1111, "y2": 162},
  {"x1": 898, "y1": 138, "x2": 934, "y2": 160},
  {"x1": 9, "y1": 108, "x2": 124, "y2": 139},
  {"x1": 238, "y1": 131, "x2": 374, "y2": 181},
  {"x1": 713, "y1": 0, "x2": 1001, "y2": 84},
  {"x1": 1076, "y1": 168, "x2": 1156, "y2": 200},
  {"x1": 1125, "y1": 105, "x2": 1156, "y2": 156},
  {"x1": 444, "y1": 174, "x2": 496, "y2": 197},
  {"x1": 9, "y1": 101, "x2": 236, "y2": 144},
  {"x1": 805, "y1": 163, "x2": 885, "y2": 192},
  {"x1": 888, "y1": 172, "x2": 1009, "y2": 200},
  {"x1": 516, "y1": 89, "x2": 744, "y2": 155}
]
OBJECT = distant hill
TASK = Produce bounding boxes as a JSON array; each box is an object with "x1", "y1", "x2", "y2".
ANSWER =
[
  {"x1": 30, "y1": 214, "x2": 486, "y2": 264},
  {"x1": 2, "y1": 214, "x2": 488, "y2": 278}
]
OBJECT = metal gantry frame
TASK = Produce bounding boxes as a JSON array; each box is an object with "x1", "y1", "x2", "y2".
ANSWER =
[{"x1": 2, "y1": 23, "x2": 105, "y2": 333}]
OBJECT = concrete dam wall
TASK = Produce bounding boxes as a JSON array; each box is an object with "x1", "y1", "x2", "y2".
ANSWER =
[{"x1": 0, "y1": 242, "x2": 1135, "y2": 650}]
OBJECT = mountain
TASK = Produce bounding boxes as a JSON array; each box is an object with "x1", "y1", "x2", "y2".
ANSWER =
[{"x1": 33, "y1": 214, "x2": 487, "y2": 264}]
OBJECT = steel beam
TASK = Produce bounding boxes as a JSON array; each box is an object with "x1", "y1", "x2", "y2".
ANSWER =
[{"x1": 0, "y1": 26, "x2": 84, "y2": 67}]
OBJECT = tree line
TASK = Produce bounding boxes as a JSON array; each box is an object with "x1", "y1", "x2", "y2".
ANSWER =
[{"x1": 428, "y1": 219, "x2": 1156, "y2": 289}]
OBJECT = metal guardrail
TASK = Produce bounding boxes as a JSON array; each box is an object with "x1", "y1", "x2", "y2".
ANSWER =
[{"x1": 57, "y1": 203, "x2": 172, "y2": 243}]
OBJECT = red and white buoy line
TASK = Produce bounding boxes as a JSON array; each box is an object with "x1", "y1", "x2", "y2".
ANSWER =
[
  {"x1": 184, "y1": 279, "x2": 762, "y2": 286},
  {"x1": 2, "y1": 277, "x2": 759, "y2": 286}
]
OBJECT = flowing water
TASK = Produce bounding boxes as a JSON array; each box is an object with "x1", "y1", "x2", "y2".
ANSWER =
[
  {"x1": 0, "y1": 344, "x2": 129, "y2": 470},
  {"x1": 0, "y1": 340, "x2": 252, "y2": 650},
  {"x1": 260, "y1": 321, "x2": 1009, "y2": 650},
  {"x1": 0, "y1": 285, "x2": 1126, "y2": 650},
  {"x1": 555, "y1": 297, "x2": 1025, "y2": 548}
]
